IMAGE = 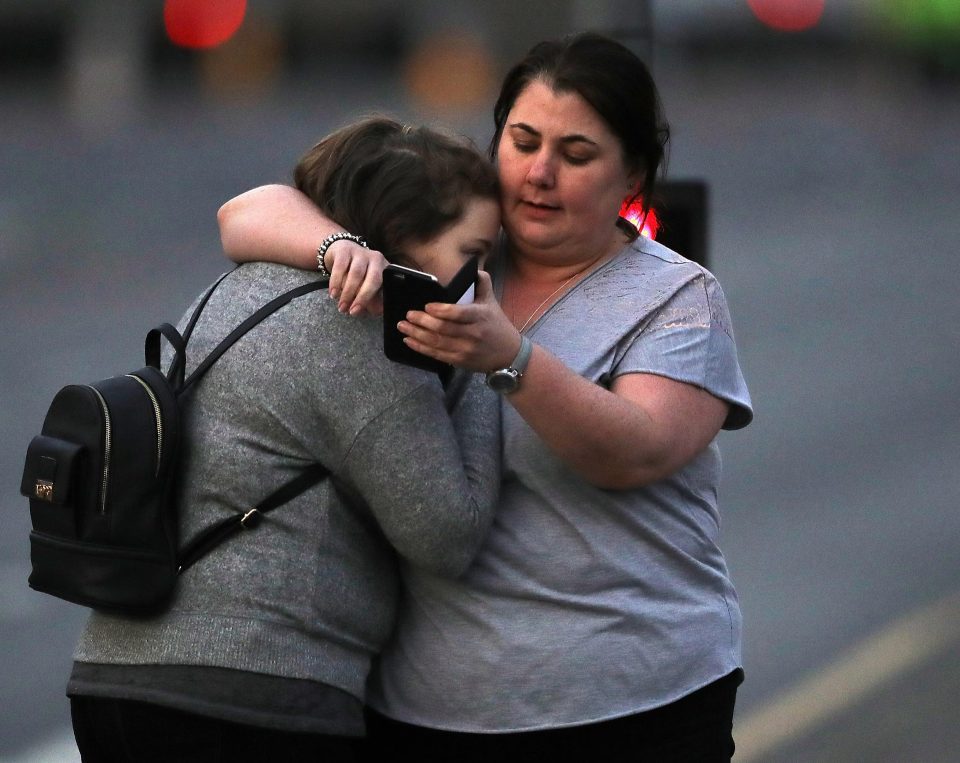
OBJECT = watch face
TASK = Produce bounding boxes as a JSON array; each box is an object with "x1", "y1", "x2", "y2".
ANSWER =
[{"x1": 486, "y1": 369, "x2": 519, "y2": 393}]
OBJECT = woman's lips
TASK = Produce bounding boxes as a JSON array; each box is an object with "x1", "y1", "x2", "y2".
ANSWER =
[{"x1": 520, "y1": 200, "x2": 561, "y2": 218}]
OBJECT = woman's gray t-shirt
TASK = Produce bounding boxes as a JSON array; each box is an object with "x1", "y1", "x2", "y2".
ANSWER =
[{"x1": 368, "y1": 237, "x2": 753, "y2": 732}]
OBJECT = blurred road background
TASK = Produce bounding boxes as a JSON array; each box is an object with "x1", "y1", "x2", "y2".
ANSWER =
[{"x1": 3, "y1": 1, "x2": 959, "y2": 760}]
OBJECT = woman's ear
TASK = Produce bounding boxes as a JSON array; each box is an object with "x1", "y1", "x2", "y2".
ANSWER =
[{"x1": 626, "y1": 169, "x2": 645, "y2": 198}]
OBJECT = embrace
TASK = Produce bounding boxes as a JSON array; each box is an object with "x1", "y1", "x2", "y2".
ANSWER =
[{"x1": 68, "y1": 32, "x2": 752, "y2": 763}]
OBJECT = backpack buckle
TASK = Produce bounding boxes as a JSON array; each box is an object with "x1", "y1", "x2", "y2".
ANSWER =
[{"x1": 240, "y1": 508, "x2": 262, "y2": 529}]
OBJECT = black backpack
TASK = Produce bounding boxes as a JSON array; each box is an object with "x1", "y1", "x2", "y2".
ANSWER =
[{"x1": 20, "y1": 270, "x2": 329, "y2": 614}]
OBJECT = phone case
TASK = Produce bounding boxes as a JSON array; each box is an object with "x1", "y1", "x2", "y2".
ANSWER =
[{"x1": 382, "y1": 258, "x2": 478, "y2": 373}]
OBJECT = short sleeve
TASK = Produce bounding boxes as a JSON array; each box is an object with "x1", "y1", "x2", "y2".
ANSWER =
[{"x1": 614, "y1": 273, "x2": 753, "y2": 430}]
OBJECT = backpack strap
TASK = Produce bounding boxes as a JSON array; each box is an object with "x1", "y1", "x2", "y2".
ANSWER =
[
  {"x1": 180, "y1": 269, "x2": 236, "y2": 346},
  {"x1": 177, "y1": 462, "x2": 330, "y2": 575},
  {"x1": 143, "y1": 272, "x2": 328, "y2": 393},
  {"x1": 143, "y1": 271, "x2": 331, "y2": 575},
  {"x1": 171, "y1": 274, "x2": 331, "y2": 574},
  {"x1": 145, "y1": 323, "x2": 188, "y2": 387},
  {"x1": 180, "y1": 279, "x2": 328, "y2": 396},
  {"x1": 143, "y1": 269, "x2": 236, "y2": 387}
]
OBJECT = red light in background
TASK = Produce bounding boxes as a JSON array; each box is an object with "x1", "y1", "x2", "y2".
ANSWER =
[
  {"x1": 164, "y1": 0, "x2": 247, "y2": 50},
  {"x1": 620, "y1": 197, "x2": 660, "y2": 240},
  {"x1": 746, "y1": 0, "x2": 825, "y2": 32}
]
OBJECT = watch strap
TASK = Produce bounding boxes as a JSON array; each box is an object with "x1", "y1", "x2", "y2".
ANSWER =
[
  {"x1": 485, "y1": 335, "x2": 533, "y2": 394},
  {"x1": 511, "y1": 335, "x2": 533, "y2": 375}
]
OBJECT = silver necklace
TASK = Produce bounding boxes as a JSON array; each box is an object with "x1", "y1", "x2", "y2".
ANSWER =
[{"x1": 512, "y1": 263, "x2": 593, "y2": 334}]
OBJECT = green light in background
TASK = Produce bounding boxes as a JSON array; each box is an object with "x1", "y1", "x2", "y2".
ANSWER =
[{"x1": 877, "y1": 0, "x2": 960, "y2": 45}]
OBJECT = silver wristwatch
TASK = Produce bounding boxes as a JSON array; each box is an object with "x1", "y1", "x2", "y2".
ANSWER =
[{"x1": 485, "y1": 336, "x2": 533, "y2": 394}]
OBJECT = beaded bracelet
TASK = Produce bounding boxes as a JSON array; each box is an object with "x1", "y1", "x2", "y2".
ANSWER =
[{"x1": 317, "y1": 232, "x2": 368, "y2": 278}]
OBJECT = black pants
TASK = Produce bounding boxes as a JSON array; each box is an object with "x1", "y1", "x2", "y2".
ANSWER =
[
  {"x1": 70, "y1": 696, "x2": 362, "y2": 763},
  {"x1": 364, "y1": 669, "x2": 744, "y2": 763}
]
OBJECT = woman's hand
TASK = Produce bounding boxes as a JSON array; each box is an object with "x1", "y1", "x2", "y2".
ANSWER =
[
  {"x1": 399, "y1": 271, "x2": 521, "y2": 372},
  {"x1": 324, "y1": 240, "x2": 387, "y2": 316}
]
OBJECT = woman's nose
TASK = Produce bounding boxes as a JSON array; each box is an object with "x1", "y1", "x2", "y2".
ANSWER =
[{"x1": 526, "y1": 151, "x2": 556, "y2": 188}]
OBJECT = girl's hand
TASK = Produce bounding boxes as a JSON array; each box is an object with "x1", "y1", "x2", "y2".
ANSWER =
[
  {"x1": 325, "y1": 241, "x2": 387, "y2": 316},
  {"x1": 399, "y1": 271, "x2": 521, "y2": 372}
]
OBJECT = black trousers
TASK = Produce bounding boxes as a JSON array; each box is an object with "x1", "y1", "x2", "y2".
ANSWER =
[
  {"x1": 364, "y1": 669, "x2": 744, "y2": 763},
  {"x1": 70, "y1": 696, "x2": 362, "y2": 763},
  {"x1": 72, "y1": 670, "x2": 742, "y2": 762}
]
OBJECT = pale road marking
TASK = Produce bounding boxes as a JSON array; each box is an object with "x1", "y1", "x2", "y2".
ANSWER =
[{"x1": 735, "y1": 590, "x2": 960, "y2": 762}]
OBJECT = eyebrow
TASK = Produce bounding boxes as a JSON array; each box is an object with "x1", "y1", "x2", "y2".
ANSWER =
[{"x1": 508, "y1": 122, "x2": 599, "y2": 148}]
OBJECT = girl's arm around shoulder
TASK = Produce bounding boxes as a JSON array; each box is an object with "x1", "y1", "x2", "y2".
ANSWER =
[{"x1": 336, "y1": 371, "x2": 500, "y2": 577}]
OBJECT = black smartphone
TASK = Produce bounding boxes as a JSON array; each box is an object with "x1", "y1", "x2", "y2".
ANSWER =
[{"x1": 382, "y1": 257, "x2": 478, "y2": 373}]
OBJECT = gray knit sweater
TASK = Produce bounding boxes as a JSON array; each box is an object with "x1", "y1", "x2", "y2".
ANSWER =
[{"x1": 70, "y1": 263, "x2": 500, "y2": 730}]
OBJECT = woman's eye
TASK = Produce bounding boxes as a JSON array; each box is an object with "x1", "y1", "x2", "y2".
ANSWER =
[
  {"x1": 513, "y1": 142, "x2": 537, "y2": 154},
  {"x1": 565, "y1": 154, "x2": 591, "y2": 166}
]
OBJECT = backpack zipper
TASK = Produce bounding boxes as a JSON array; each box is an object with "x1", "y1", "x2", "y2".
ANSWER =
[
  {"x1": 126, "y1": 374, "x2": 162, "y2": 477},
  {"x1": 86, "y1": 385, "x2": 112, "y2": 514}
]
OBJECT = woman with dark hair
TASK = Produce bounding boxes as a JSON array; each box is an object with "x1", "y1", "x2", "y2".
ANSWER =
[
  {"x1": 66, "y1": 117, "x2": 501, "y2": 762},
  {"x1": 219, "y1": 33, "x2": 753, "y2": 761}
]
